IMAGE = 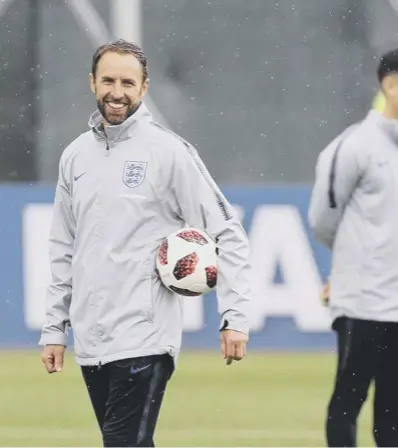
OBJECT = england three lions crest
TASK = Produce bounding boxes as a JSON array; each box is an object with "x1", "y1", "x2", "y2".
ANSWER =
[{"x1": 122, "y1": 161, "x2": 147, "y2": 188}]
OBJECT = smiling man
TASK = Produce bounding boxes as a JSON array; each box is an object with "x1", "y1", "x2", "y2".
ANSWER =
[
  {"x1": 90, "y1": 45, "x2": 148, "y2": 126},
  {"x1": 39, "y1": 39, "x2": 252, "y2": 447}
]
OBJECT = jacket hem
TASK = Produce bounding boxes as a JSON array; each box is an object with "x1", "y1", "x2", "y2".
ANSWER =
[
  {"x1": 75, "y1": 347, "x2": 180, "y2": 367},
  {"x1": 330, "y1": 308, "x2": 398, "y2": 323}
]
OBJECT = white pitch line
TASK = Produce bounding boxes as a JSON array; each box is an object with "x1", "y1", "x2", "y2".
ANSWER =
[{"x1": 0, "y1": 426, "x2": 324, "y2": 440}]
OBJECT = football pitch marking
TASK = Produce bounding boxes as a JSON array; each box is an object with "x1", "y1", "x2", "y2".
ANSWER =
[{"x1": 0, "y1": 426, "x2": 323, "y2": 440}]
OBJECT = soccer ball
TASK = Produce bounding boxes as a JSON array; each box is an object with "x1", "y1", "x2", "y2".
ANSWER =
[{"x1": 155, "y1": 227, "x2": 218, "y2": 297}]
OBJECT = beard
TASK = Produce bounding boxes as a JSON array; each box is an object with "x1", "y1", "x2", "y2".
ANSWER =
[{"x1": 97, "y1": 93, "x2": 140, "y2": 125}]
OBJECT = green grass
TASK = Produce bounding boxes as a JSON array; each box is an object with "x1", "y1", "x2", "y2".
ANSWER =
[{"x1": 0, "y1": 350, "x2": 375, "y2": 447}]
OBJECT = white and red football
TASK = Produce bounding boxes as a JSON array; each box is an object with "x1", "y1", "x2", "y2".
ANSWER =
[{"x1": 155, "y1": 227, "x2": 218, "y2": 297}]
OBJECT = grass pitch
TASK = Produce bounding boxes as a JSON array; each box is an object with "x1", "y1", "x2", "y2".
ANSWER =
[{"x1": 0, "y1": 350, "x2": 374, "y2": 447}]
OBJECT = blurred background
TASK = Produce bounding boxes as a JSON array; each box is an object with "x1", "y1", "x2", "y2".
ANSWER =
[{"x1": 0, "y1": 0, "x2": 395, "y2": 446}]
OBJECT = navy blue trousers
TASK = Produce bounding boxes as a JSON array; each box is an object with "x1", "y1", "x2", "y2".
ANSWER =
[
  {"x1": 81, "y1": 354, "x2": 174, "y2": 447},
  {"x1": 327, "y1": 317, "x2": 398, "y2": 447}
]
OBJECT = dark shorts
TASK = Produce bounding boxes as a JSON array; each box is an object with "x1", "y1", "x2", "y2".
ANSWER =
[{"x1": 81, "y1": 354, "x2": 174, "y2": 447}]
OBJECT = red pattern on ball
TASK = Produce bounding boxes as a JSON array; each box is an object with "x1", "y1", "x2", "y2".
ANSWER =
[
  {"x1": 158, "y1": 240, "x2": 168, "y2": 265},
  {"x1": 205, "y1": 266, "x2": 217, "y2": 288},
  {"x1": 173, "y1": 252, "x2": 198, "y2": 280},
  {"x1": 169, "y1": 285, "x2": 202, "y2": 297},
  {"x1": 177, "y1": 230, "x2": 208, "y2": 245}
]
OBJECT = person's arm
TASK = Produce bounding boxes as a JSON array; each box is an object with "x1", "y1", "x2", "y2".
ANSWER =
[
  {"x1": 308, "y1": 132, "x2": 365, "y2": 250},
  {"x1": 171, "y1": 141, "x2": 252, "y2": 363},
  {"x1": 39, "y1": 154, "x2": 75, "y2": 372}
]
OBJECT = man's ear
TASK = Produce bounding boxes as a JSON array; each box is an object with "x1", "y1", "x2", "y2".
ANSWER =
[
  {"x1": 141, "y1": 78, "x2": 150, "y2": 97},
  {"x1": 89, "y1": 73, "x2": 96, "y2": 94}
]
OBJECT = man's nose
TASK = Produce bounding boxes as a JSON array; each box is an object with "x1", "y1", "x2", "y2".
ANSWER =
[{"x1": 111, "y1": 82, "x2": 123, "y2": 99}]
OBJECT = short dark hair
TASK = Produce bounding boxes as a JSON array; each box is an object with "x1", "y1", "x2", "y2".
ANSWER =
[
  {"x1": 377, "y1": 49, "x2": 398, "y2": 84},
  {"x1": 91, "y1": 39, "x2": 148, "y2": 81}
]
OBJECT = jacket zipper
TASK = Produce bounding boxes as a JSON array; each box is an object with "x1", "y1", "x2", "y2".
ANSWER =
[{"x1": 94, "y1": 128, "x2": 110, "y2": 156}]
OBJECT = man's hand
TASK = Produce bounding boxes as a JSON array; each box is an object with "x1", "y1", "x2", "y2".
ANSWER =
[
  {"x1": 41, "y1": 344, "x2": 66, "y2": 374},
  {"x1": 220, "y1": 329, "x2": 248, "y2": 365}
]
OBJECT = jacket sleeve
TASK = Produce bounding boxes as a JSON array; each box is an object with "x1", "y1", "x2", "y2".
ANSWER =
[
  {"x1": 39, "y1": 154, "x2": 75, "y2": 346},
  {"x1": 171, "y1": 141, "x2": 252, "y2": 335},
  {"x1": 308, "y1": 132, "x2": 365, "y2": 250}
]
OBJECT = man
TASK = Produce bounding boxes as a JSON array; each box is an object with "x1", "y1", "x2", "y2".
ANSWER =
[
  {"x1": 39, "y1": 39, "x2": 251, "y2": 447},
  {"x1": 308, "y1": 49, "x2": 398, "y2": 447}
]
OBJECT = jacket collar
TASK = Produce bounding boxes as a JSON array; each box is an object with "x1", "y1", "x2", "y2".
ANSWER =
[
  {"x1": 88, "y1": 101, "x2": 153, "y2": 143},
  {"x1": 367, "y1": 109, "x2": 398, "y2": 144}
]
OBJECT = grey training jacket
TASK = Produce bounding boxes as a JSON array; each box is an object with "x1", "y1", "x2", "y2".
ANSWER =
[
  {"x1": 39, "y1": 102, "x2": 252, "y2": 366},
  {"x1": 309, "y1": 109, "x2": 398, "y2": 323}
]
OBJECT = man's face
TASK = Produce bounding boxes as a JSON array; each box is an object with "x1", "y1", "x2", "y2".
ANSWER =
[
  {"x1": 89, "y1": 51, "x2": 149, "y2": 125},
  {"x1": 382, "y1": 74, "x2": 398, "y2": 111}
]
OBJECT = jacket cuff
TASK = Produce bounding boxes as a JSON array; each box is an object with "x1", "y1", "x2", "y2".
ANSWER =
[
  {"x1": 219, "y1": 309, "x2": 250, "y2": 335},
  {"x1": 39, "y1": 330, "x2": 68, "y2": 347}
]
